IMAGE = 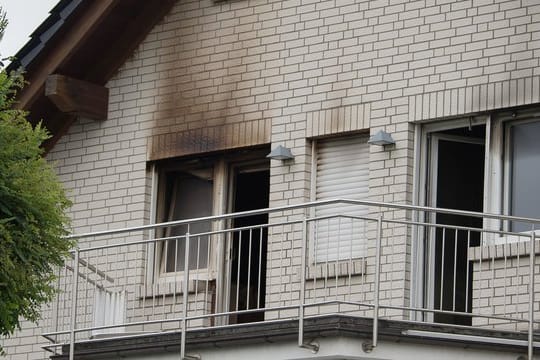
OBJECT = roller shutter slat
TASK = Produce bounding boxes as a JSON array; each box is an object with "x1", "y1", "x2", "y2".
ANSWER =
[{"x1": 314, "y1": 136, "x2": 369, "y2": 262}]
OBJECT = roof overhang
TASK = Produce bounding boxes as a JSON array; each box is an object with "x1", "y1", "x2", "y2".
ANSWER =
[{"x1": 7, "y1": 0, "x2": 176, "y2": 151}]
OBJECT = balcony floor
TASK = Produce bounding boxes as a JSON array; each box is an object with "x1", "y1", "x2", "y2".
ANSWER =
[{"x1": 51, "y1": 315, "x2": 537, "y2": 359}]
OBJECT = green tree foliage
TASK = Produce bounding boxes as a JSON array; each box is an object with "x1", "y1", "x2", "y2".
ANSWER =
[{"x1": 0, "y1": 8, "x2": 73, "y2": 350}]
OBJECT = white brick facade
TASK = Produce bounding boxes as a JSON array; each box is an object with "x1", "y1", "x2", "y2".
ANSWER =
[{"x1": 3, "y1": 0, "x2": 540, "y2": 358}]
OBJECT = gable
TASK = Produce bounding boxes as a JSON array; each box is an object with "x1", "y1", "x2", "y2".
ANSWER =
[{"x1": 9, "y1": 0, "x2": 176, "y2": 151}]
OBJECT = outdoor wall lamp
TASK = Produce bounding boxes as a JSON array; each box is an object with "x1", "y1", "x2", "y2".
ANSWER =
[
  {"x1": 368, "y1": 130, "x2": 395, "y2": 146},
  {"x1": 266, "y1": 145, "x2": 295, "y2": 161}
]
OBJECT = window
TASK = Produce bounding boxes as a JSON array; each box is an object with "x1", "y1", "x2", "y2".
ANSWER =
[
  {"x1": 152, "y1": 149, "x2": 270, "y2": 284},
  {"x1": 161, "y1": 168, "x2": 213, "y2": 272},
  {"x1": 417, "y1": 113, "x2": 540, "y2": 324},
  {"x1": 505, "y1": 120, "x2": 540, "y2": 232},
  {"x1": 311, "y1": 135, "x2": 370, "y2": 263},
  {"x1": 420, "y1": 112, "x2": 540, "y2": 236},
  {"x1": 421, "y1": 123, "x2": 485, "y2": 325}
]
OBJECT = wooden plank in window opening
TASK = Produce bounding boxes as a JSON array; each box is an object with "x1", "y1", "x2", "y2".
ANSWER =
[{"x1": 148, "y1": 119, "x2": 271, "y2": 161}]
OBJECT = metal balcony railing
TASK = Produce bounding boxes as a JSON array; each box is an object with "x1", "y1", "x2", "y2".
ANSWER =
[{"x1": 40, "y1": 199, "x2": 540, "y2": 359}]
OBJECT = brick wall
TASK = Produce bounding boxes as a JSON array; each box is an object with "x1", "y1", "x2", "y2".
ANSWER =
[
  {"x1": 3, "y1": 0, "x2": 540, "y2": 357},
  {"x1": 470, "y1": 239, "x2": 540, "y2": 331}
]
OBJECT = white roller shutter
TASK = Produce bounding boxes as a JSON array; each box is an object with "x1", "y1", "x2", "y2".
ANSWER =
[
  {"x1": 92, "y1": 289, "x2": 126, "y2": 337},
  {"x1": 313, "y1": 136, "x2": 369, "y2": 262}
]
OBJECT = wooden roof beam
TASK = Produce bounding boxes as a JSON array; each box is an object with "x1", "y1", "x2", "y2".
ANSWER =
[
  {"x1": 45, "y1": 74, "x2": 108, "y2": 121},
  {"x1": 14, "y1": 0, "x2": 116, "y2": 111}
]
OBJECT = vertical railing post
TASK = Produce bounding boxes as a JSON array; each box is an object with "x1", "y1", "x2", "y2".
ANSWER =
[
  {"x1": 181, "y1": 232, "x2": 190, "y2": 360},
  {"x1": 372, "y1": 214, "x2": 383, "y2": 350},
  {"x1": 69, "y1": 249, "x2": 80, "y2": 360},
  {"x1": 528, "y1": 228, "x2": 535, "y2": 360},
  {"x1": 298, "y1": 218, "x2": 307, "y2": 348},
  {"x1": 52, "y1": 266, "x2": 62, "y2": 335},
  {"x1": 298, "y1": 217, "x2": 318, "y2": 353}
]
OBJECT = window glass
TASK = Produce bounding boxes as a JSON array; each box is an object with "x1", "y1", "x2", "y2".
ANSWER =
[
  {"x1": 510, "y1": 121, "x2": 540, "y2": 232},
  {"x1": 164, "y1": 169, "x2": 213, "y2": 272}
]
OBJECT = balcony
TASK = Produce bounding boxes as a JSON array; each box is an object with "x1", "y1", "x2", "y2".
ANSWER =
[{"x1": 41, "y1": 199, "x2": 540, "y2": 359}]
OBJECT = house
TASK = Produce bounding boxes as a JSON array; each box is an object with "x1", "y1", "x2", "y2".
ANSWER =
[{"x1": 2, "y1": 0, "x2": 540, "y2": 359}]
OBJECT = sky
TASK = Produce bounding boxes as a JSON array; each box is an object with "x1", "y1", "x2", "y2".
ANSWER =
[{"x1": 1, "y1": 0, "x2": 58, "y2": 59}]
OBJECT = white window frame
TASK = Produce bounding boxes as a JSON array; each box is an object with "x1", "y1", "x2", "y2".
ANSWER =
[
  {"x1": 146, "y1": 149, "x2": 270, "y2": 291},
  {"x1": 153, "y1": 161, "x2": 222, "y2": 284},
  {"x1": 490, "y1": 112, "x2": 540, "y2": 242},
  {"x1": 503, "y1": 118, "x2": 540, "y2": 230},
  {"x1": 413, "y1": 111, "x2": 540, "y2": 320},
  {"x1": 418, "y1": 112, "x2": 540, "y2": 244},
  {"x1": 414, "y1": 116, "x2": 489, "y2": 320}
]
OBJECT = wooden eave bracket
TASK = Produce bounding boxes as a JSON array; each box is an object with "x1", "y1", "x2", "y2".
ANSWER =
[{"x1": 45, "y1": 74, "x2": 109, "y2": 121}]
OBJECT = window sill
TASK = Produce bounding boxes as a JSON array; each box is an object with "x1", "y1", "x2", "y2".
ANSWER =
[
  {"x1": 468, "y1": 237, "x2": 540, "y2": 262},
  {"x1": 481, "y1": 229, "x2": 540, "y2": 246},
  {"x1": 306, "y1": 258, "x2": 367, "y2": 279},
  {"x1": 139, "y1": 278, "x2": 216, "y2": 298}
]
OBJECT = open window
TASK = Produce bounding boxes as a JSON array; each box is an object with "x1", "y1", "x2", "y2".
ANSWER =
[
  {"x1": 418, "y1": 110, "x2": 540, "y2": 325},
  {"x1": 160, "y1": 167, "x2": 213, "y2": 273},
  {"x1": 424, "y1": 125, "x2": 485, "y2": 325},
  {"x1": 150, "y1": 148, "x2": 270, "y2": 322},
  {"x1": 227, "y1": 164, "x2": 269, "y2": 324}
]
